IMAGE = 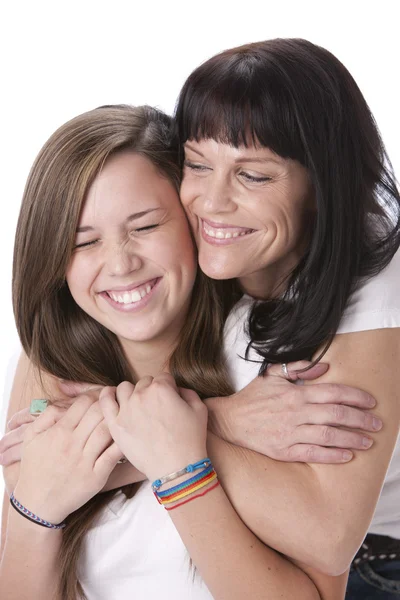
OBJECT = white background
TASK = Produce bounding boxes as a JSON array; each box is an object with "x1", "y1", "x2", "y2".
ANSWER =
[{"x1": 0, "y1": 1, "x2": 399, "y2": 503}]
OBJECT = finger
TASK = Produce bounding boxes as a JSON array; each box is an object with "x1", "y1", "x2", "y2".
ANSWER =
[
  {"x1": 267, "y1": 361, "x2": 329, "y2": 381},
  {"x1": 0, "y1": 424, "x2": 30, "y2": 455},
  {"x1": 133, "y1": 376, "x2": 154, "y2": 393},
  {"x1": 73, "y1": 401, "x2": 105, "y2": 445},
  {"x1": 7, "y1": 408, "x2": 35, "y2": 431},
  {"x1": 295, "y1": 425, "x2": 374, "y2": 450},
  {"x1": 0, "y1": 442, "x2": 23, "y2": 467},
  {"x1": 154, "y1": 372, "x2": 179, "y2": 392},
  {"x1": 285, "y1": 444, "x2": 354, "y2": 464},
  {"x1": 115, "y1": 381, "x2": 135, "y2": 407},
  {"x1": 94, "y1": 442, "x2": 124, "y2": 477},
  {"x1": 301, "y1": 403, "x2": 382, "y2": 432},
  {"x1": 83, "y1": 420, "x2": 114, "y2": 464},
  {"x1": 99, "y1": 387, "x2": 120, "y2": 425},
  {"x1": 302, "y1": 383, "x2": 376, "y2": 408},
  {"x1": 57, "y1": 380, "x2": 103, "y2": 398},
  {"x1": 57, "y1": 394, "x2": 98, "y2": 430},
  {"x1": 31, "y1": 405, "x2": 67, "y2": 434},
  {"x1": 179, "y1": 387, "x2": 203, "y2": 409}
]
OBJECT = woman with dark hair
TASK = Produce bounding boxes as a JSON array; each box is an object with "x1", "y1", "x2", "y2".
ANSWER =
[
  {"x1": 175, "y1": 38, "x2": 400, "y2": 598},
  {"x1": 0, "y1": 104, "x2": 349, "y2": 600}
]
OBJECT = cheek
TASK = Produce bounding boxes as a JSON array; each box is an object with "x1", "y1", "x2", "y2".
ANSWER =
[{"x1": 65, "y1": 257, "x2": 93, "y2": 302}]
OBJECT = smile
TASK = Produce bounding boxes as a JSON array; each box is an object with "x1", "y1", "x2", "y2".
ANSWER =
[
  {"x1": 201, "y1": 219, "x2": 255, "y2": 244},
  {"x1": 100, "y1": 278, "x2": 160, "y2": 311}
]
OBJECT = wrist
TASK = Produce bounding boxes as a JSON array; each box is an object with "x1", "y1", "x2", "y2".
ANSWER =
[
  {"x1": 12, "y1": 485, "x2": 68, "y2": 526},
  {"x1": 205, "y1": 395, "x2": 235, "y2": 442}
]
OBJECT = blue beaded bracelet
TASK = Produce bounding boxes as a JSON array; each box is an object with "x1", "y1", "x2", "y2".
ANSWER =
[
  {"x1": 10, "y1": 493, "x2": 66, "y2": 530},
  {"x1": 152, "y1": 458, "x2": 212, "y2": 491}
]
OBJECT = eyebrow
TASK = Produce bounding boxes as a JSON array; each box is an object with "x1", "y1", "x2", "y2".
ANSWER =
[
  {"x1": 184, "y1": 143, "x2": 282, "y2": 166},
  {"x1": 76, "y1": 208, "x2": 159, "y2": 233}
]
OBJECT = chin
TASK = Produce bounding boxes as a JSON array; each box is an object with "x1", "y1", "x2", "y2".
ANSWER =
[{"x1": 199, "y1": 258, "x2": 240, "y2": 281}]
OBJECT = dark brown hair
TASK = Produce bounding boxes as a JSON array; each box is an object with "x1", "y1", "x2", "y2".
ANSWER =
[
  {"x1": 13, "y1": 104, "x2": 235, "y2": 599},
  {"x1": 175, "y1": 38, "x2": 400, "y2": 368}
]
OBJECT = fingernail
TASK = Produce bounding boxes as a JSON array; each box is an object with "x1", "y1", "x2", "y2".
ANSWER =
[
  {"x1": 373, "y1": 418, "x2": 382, "y2": 431},
  {"x1": 363, "y1": 437, "x2": 373, "y2": 448},
  {"x1": 342, "y1": 451, "x2": 353, "y2": 461},
  {"x1": 366, "y1": 396, "x2": 376, "y2": 408}
]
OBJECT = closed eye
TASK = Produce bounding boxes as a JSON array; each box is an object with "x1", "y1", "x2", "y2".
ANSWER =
[
  {"x1": 134, "y1": 224, "x2": 159, "y2": 232},
  {"x1": 74, "y1": 239, "x2": 99, "y2": 249},
  {"x1": 240, "y1": 171, "x2": 271, "y2": 183}
]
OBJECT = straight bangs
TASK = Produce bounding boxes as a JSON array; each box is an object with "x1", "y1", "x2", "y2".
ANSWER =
[{"x1": 176, "y1": 57, "x2": 306, "y2": 162}]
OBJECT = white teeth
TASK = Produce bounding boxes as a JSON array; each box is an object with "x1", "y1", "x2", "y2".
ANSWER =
[
  {"x1": 108, "y1": 283, "x2": 154, "y2": 305},
  {"x1": 203, "y1": 222, "x2": 252, "y2": 239},
  {"x1": 131, "y1": 290, "x2": 141, "y2": 302}
]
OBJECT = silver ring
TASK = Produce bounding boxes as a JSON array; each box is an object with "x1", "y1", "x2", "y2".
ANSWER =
[{"x1": 281, "y1": 363, "x2": 289, "y2": 378}]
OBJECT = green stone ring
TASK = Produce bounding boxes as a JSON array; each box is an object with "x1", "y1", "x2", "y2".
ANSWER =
[{"x1": 29, "y1": 399, "x2": 49, "y2": 416}]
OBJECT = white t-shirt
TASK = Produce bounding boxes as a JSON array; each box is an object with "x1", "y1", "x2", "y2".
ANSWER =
[{"x1": 224, "y1": 247, "x2": 400, "y2": 539}]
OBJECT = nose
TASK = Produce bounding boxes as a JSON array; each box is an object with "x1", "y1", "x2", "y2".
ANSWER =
[
  {"x1": 104, "y1": 241, "x2": 143, "y2": 277},
  {"x1": 201, "y1": 172, "x2": 236, "y2": 214}
]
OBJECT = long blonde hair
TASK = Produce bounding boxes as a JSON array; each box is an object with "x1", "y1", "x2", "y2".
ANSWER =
[{"x1": 13, "y1": 105, "x2": 237, "y2": 599}]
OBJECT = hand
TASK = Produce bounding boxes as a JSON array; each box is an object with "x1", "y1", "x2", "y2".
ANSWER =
[
  {"x1": 12, "y1": 395, "x2": 123, "y2": 524},
  {"x1": 206, "y1": 361, "x2": 381, "y2": 463},
  {"x1": 99, "y1": 373, "x2": 208, "y2": 482},
  {"x1": 0, "y1": 402, "x2": 70, "y2": 467},
  {"x1": 0, "y1": 381, "x2": 103, "y2": 470}
]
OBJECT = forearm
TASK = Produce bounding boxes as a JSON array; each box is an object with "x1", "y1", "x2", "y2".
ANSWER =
[
  {"x1": 0, "y1": 508, "x2": 62, "y2": 600},
  {"x1": 206, "y1": 433, "x2": 348, "y2": 574},
  {"x1": 168, "y1": 478, "x2": 321, "y2": 600}
]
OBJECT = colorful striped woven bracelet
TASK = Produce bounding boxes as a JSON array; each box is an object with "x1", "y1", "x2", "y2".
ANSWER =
[
  {"x1": 156, "y1": 464, "x2": 214, "y2": 498},
  {"x1": 153, "y1": 459, "x2": 218, "y2": 508},
  {"x1": 158, "y1": 470, "x2": 218, "y2": 505},
  {"x1": 10, "y1": 493, "x2": 66, "y2": 530},
  {"x1": 165, "y1": 481, "x2": 220, "y2": 511}
]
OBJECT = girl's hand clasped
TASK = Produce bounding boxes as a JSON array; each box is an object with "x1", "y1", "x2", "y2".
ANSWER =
[{"x1": 99, "y1": 373, "x2": 208, "y2": 482}]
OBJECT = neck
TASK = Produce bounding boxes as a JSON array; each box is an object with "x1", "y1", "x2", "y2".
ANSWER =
[
  {"x1": 120, "y1": 334, "x2": 177, "y2": 380},
  {"x1": 239, "y1": 263, "x2": 292, "y2": 300}
]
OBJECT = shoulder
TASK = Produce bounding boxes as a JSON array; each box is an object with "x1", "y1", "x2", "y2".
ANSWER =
[{"x1": 338, "y1": 247, "x2": 400, "y2": 334}]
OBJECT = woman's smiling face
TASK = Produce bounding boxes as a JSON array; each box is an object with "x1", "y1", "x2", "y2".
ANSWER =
[
  {"x1": 66, "y1": 151, "x2": 197, "y2": 346},
  {"x1": 180, "y1": 138, "x2": 315, "y2": 298}
]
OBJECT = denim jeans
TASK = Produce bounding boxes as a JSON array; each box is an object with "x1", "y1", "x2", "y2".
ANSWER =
[{"x1": 346, "y1": 561, "x2": 400, "y2": 599}]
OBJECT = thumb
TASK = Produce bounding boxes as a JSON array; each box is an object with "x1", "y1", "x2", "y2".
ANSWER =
[
  {"x1": 99, "y1": 386, "x2": 119, "y2": 425},
  {"x1": 179, "y1": 387, "x2": 203, "y2": 409}
]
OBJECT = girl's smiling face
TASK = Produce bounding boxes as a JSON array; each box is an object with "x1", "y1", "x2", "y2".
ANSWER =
[
  {"x1": 180, "y1": 138, "x2": 315, "y2": 298},
  {"x1": 66, "y1": 151, "x2": 197, "y2": 346}
]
